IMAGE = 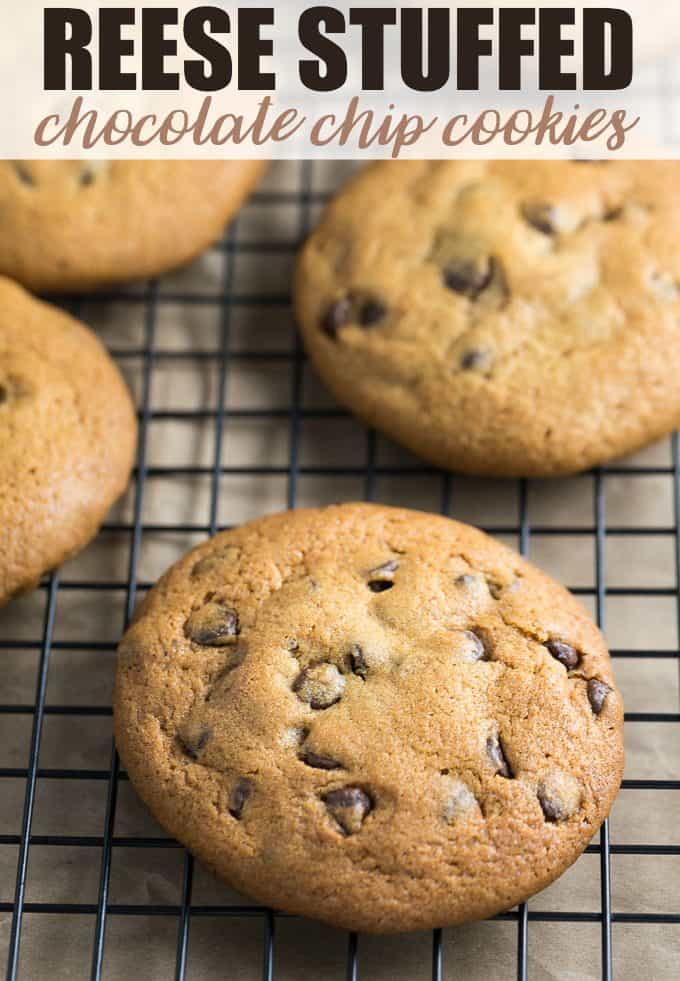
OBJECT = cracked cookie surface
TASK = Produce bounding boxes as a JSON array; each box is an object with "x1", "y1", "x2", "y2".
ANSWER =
[
  {"x1": 295, "y1": 160, "x2": 680, "y2": 476},
  {"x1": 0, "y1": 160, "x2": 265, "y2": 291},
  {"x1": 0, "y1": 278, "x2": 136, "y2": 605},
  {"x1": 114, "y1": 503, "x2": 623, "y2": 933}
]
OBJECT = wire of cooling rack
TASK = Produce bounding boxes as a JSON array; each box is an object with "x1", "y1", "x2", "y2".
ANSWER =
[{"x1": 1, "y1": 159, "x2": 680, "y2": 981}]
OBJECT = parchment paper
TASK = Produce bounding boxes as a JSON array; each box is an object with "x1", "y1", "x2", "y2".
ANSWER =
[{"x1": 0, "y1": 160, "x2": 678, "y2": 980}]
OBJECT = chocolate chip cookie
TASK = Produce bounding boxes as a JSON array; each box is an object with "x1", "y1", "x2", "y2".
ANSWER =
[
  {"x1": 114, "y1": 503, "x2": 623, "y2": 933},
  {"x1": 295, "y1": 161, "x2": 680, "y2": 476},
  {"x1": 0, "y1": 161, "x2": 265, "y2": 292},
  {"x1": 0, "y1": 278, "x2": 136, "y2": 605}
]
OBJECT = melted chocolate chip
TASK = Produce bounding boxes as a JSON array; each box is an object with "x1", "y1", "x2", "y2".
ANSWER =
[
  {"x1": 367, "y1": 559, "x2": 398, "y2": 592},
  {"x1": 14, "y1": 164, "x2": 34, "y2": 187},
  {"x1": 228, "y1": 778, "x2": 252, "y2": 819},
  {"x1": 461, "y1": 629, "x2": 488, "y2": 663},
  {"x1": 370, "y1": 559, "x2": 399, "y2": 576},
  {"x1": 204, "y1": 649, "x2": 246, "y2": 700},
  {"x1": 460, "y1": 349, "x2": 492, "y2": 372},
  {"x1": 587, "y1": 678, "x2": 611, "y2": 715},
  {"x1": 0, "y1": 375, "x2": 32, "y2": 404},
  {"x1": 321, "y1": 297, "x2": 352, "y2": 337},
  {"x1": 349, "y1": 643, "x2": 368, "y2": 679},
  {"x1": 538, "y1": 791, "x2": 562, "y2": 822},
  {"x1": 443, "y1": 778, "x2": 479, "y2": 824},
  {"x1": 537, "y1": 771, "x2": 582, "y2": 823},
  {"x1": 78, "y1": 162, "x2": 108, "y2": 186},
  {"x1": 522, "y1": 202, "x2": 559, "y2": 236},
  {"x1": 545, "y1": 639, "x2": 581, "y2": 670},
  {"x1": 177, "y1": 726, "x2": 212, "y2": 760},
  {"x1": 300, "y1": 749, "x2": 343, "y2": 770},
  {"x1": 443, "y1": 256, "x2": 493, "y2": 297},
  {"x1": 358, "y1": 299, "x2": 387, "y2": 326},
  {"x1": 294, "y1": 662, "x2": 346, "y2": 709},
  {"x1": 283, "y1": 725, "x2": 309, "y2": 750},
  {"x1": 185, "y1": 600, "x2": 240, "y2": 646},
  {"x1": 190, "y1": 546, "x2": 240, "y2": 579},
  {"x1": 323, "y1": 787, "x2": 373, "y2": 835},
  {"x1": 487, "y1": 734, "x2": 513, "y2": 778}
]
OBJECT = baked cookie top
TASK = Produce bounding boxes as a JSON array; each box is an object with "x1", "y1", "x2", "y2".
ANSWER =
[
  {"x1": 295, "y1": 161, "x2": 680, "y2": 476},
  {"x1": 0, "y1": 278, "x2": 136, "y2": 604},
  {"x1": 0, "y1": 160, "x2": 265, "y2": 292},
  {"x1": 114, "y1": 503, "x2": 623, "y2": 933}
]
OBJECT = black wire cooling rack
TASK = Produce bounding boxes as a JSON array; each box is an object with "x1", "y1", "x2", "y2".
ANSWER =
[{"x1": 1, "y1": 160, "x2": 679, "y2": 981}]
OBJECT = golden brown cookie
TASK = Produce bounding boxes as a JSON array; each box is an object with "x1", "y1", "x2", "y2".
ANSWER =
[
  {"x1": 0, "y1": 160, "x2": 266, "y2": 292},
  {"x1": 295, "y1": 161, "x2": 680, "y2": 476},
  {"x1": 0, "y1": 278, "x2": 136, "y2": 605},
  {"x1": 114, "y1": 503, "x2": 623, "y2": 933}
]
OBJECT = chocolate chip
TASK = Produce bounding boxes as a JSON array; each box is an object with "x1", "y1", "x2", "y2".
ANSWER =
[
  {"x1": 321, "y1": 297, "x2": 352, "y2": 337},
  {"x1": 80, "y1": 168, "x2": 96, "y2": 187},
  {"x1": 486, "y1": 734, "x2": 513, "y2": 778},
  {"x1": 587, "y1": 678, "x2": 611, "y2": 715},
  {"x1": 323, "y1": 787, "x2": 372, "y2": 835},
  {"x1": 538, "y1": 793, "x2": 561, "y2": 822},
  {"x1": 461, "y1": 629, "x2": 488, "y2": 662},
  {"x1": 460, "y1": 349, "x2": 492, "y2": 372},
  {"x1": 294, "y1": 662, "x2": 346, "y2": 709},
  {"x1": 367, "y1": 559, "x2": 398, "y2": 592},
  {"x1": 78, "y1": 162, "x2": 108, "y2": 186},
  {"x1": 300, "y1": 748, "x2": 343, "y2": 770},
  {"x1": 177, "y1": 726, "x2": 211, "y2": 760},
  {"x1": 349, "y1": 643, "x2": 368, "y2": 679},
  {"x1": 190, "y1": 546, "x2": 240, "y2": 579},
  {"x1": 443, "y1": 256, "x2": 493, "y2": 297},
  {"x1": 545, "y1": 639, "x2": 581, "y2": 670},
  {"x1": 370, "y1": 559, "x2": 399, "y2": 575},
  {"x1": 358, "y1": 299, "x2": 387, "y2": 326},
  {"x1": 185, "y1": 600, "x2": 240, "y2": 646},
  {"x1": 537, "y1": 771, "x2": 582, "y2": 822},
  {"x1": 13, "y1": 164, "x2": 34, "y2": 187},
  {"x1": 0, "y1": 375, "x2": 32, "y2": 404},
  {"x1": 204, "y1": 648, "x2": 246, "y2": 699},
  {"x1": 228, "y1": 778, "x2": 252, "y2": 819},
  {"x1": 282, "y1": 725, "x2": 308, "y2": 750},
  {"x1": 522, "y1": 202, "x2": 559, "y2": 236},
  {"x1": 443, "y1": 778, "x2": 479, "y2": 824}
]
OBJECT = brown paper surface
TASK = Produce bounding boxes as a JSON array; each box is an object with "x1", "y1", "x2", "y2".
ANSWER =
[{"x1": 0, "y1": 161, "x2": 678, "y2": 979}]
